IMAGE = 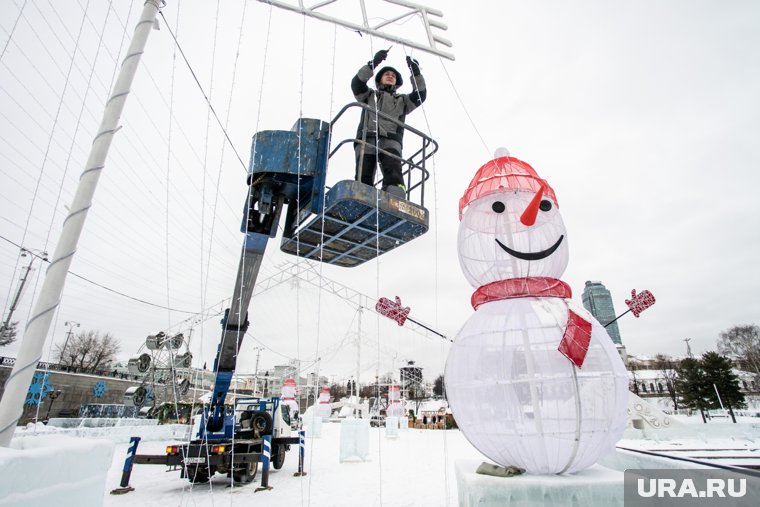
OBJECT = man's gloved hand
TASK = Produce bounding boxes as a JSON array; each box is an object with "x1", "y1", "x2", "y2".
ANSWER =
[
  {"x1": 406, "y1": 56, "x2": 421, "y2": 76},
  {"x1": 368, "y1": 49, "x2": 388, "y2": 69}
]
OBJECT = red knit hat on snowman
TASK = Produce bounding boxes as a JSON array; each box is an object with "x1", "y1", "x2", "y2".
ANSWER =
[{"x1": 459, "y1": 152, "x2": 558, "y2": 220}]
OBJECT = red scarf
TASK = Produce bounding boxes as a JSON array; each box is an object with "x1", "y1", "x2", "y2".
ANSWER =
[
  {"x1": 470, "y1": 277, "x2": 591, "y2": 368},
  {"x1": 471, "y1": 277, "x2": 572, "y2": 310}
]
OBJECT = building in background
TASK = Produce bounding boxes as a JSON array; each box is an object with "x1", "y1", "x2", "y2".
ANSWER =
[{"x1": 582, "y1": 280, "x2": 622, "y2": 345}]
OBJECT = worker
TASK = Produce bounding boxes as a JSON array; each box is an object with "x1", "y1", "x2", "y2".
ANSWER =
[{"x1": 351, "y1": 49, "x2": 427, "y2": 197}]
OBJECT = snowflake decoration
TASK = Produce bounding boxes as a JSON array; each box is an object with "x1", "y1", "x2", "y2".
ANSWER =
[
  {"x1": 93, "y1": 381, "x2": 107, "y2": 398},
  {"x1": 25, "y1": 372, "x2": 52, "y2": 406}
]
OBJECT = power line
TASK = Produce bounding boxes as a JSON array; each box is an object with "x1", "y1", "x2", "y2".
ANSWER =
[{"x1": 0, "y1": 233, "x2": 196, "y2": 314}]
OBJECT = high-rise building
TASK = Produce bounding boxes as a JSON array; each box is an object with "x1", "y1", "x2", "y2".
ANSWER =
[{"x1": 581, "y1": 280, "x2": 622, "y2": 345}]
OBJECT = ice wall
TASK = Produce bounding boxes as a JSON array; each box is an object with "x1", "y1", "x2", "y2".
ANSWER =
[
  {"x1": 339, "y1": 418, "x2": 369, "y2": 462},
  {"x1": 0, "y1": 435, "x2": 114, "y2": 507},
  {"x1": 14, "y1": 420, "x2": 190, "y2": 443}
]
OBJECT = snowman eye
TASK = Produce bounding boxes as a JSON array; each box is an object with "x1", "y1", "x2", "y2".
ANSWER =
[
  {"x1": 539, "y1": 200, "x2": 552, "y2": 212},
  {"x1": 491, "y1": 201, "x2": 505, "y2": 213}
]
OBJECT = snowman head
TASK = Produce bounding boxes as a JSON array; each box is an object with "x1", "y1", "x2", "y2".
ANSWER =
[{"x1": 458, "y1": 156, "x2": 569, "y2": 287}]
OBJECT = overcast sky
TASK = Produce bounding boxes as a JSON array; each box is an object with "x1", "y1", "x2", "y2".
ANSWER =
[{"x1": 1, "y1": 0, "x2": 758, "y2": 384}]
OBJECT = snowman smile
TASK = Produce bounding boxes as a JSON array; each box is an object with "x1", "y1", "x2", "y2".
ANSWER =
[{"x1": 495, "y1": 235, "x2": 564, "y2": 261}]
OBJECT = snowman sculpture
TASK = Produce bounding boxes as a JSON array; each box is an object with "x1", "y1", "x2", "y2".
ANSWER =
[
  {"x1": 281, "y1": 378, "x2": 300, "y2": 418},
  {"x1": 445, "y1": 154, "x2": 629, "y2": 475}
]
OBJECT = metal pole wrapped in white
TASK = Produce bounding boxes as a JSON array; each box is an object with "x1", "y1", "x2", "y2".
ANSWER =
[{"x1": 0, "y1": 0, "x2": 162, "y2": 447}]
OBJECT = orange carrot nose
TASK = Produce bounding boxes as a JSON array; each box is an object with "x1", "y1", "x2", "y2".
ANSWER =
[{"x1": 520, "y1": 185, "x2": 545, "y2": 226}]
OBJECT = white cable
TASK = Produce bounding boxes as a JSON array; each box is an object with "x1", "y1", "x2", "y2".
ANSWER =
[{"x1": 0, "y1": 0, "x2": 28, "y2": 62}]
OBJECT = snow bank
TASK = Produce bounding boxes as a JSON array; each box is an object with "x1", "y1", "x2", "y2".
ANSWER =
[{"x1": 0, "y1": 435, "x2": 114, "y2": 507}]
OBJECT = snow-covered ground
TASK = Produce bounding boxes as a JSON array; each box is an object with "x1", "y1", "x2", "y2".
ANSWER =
[
  {"x1": 3, "y1": 415, "x2": 760, "y2": 507},
  {"x1": 103, "y1": 422, "x2": 474, "y2": 507}
]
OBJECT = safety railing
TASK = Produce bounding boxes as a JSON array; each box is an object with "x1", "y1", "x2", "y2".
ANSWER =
[{"x1": 329, "y1": 102, "x2": 438, "y2": 207}]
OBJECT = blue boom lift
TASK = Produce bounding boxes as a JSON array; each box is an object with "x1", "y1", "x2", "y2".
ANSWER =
[{"x1": 134, "y1": 105, "x2": 437, "y2": 484}]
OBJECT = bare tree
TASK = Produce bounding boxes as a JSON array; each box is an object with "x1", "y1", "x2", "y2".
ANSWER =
[
  {"x1": 718, "y1": 325, "x2": 760, "y2": 380},
  {"x1": 653, "y1": 353, "x2": 679, "y2": 411},
  {"x1": 329, "y1": 383, "x2": 346, "y2": 401},
  {"x1": 627, "y1": 358, "x2": 640, "y2": 395},
  {"x1": 54, "y1": 329, "x2": 120, "y2": 371},
  {"x1": 0, "y1": 321, "x2": 19, "y2": 347}
]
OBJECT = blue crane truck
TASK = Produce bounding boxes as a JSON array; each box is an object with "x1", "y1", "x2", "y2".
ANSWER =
[{"x1": 133, "y1": 107, "x2": 435, "y2": 484}]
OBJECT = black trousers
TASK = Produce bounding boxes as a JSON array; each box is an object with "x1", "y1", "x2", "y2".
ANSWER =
[{"x1": 355, "y1": 148, "x2": 404, "y2": 188}]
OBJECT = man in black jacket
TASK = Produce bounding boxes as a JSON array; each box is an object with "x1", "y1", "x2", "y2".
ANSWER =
[{"x1": 351, "y1": 49, "x2": 427, "y2": 198}]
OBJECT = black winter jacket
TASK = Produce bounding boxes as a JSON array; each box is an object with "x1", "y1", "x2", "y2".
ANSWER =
[{"x1": 351, "y1": 64, "x2": 426, "y2": 146}]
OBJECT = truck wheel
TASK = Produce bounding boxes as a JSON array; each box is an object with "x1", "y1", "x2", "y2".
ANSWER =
[
  {"x1": 251, "y1": 412, "x2": 273, "y2": 436},
  {"x1": 187, "y1": 466, "x2": 209, "y2": 483},
  {"x1": 272, "y1": 444, "x2": 286, "y2": 470},
  {"x1": 233, "y1": 461, "x2": 258, "y2": 484}
]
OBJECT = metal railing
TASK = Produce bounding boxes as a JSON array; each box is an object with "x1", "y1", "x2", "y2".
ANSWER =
[{"x1": 329, "y1": 102, "x2": 438, "y2": 207}]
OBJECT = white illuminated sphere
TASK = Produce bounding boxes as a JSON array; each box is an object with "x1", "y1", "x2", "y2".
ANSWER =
[
  {"x1": 445, "y1": 158, "x2": 629, "y2": 475},
  {"x1": 458, "y1": 190, "x2": 569, "y2": 284}
]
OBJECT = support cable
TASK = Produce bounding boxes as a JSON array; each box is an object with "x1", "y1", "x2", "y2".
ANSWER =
[
  {"x1": 308, "y1": 21, "x2": 339, "y2": 505},
  {"x1": 0, "y1": 0, "x2": 163, "y2": 449},
  {"x1": 0, "y1": 0, "x2": 28, "y2": 62},
  {"x1": 402, "y1": 43, "x2": 454, "y2": 505},
  {"x1": 13, "y1": 1, "x2": 95, "y2": 392},
  {"x1": 27, "y1": 1, "x2": 112, "y2": 99},
  {"x1": 164, "y1": 0, "x2": 182, "y2": 454},
  {"x1": 295, "y1": 13, "x2": 307, "y2": 498},
  {"x1": 158, "y1": 10, "x2": 249, "y2": 173},
  {"x1": 204, "y1": 0, "x2": 249, "y2": 335},
  {"x1": 43, "y1": 0, "x2": 113, "y2": 253},
  {"x1": 165, "y1": 1, "x2": 181, "y2": 332},
  {"x1": 208, "y1": 0, "x2": 251, "y2": 493},
  {"x1": 0, "y1": 234, "x2": 197, "y2": 314},
  {"x1": 26, "y1": 7, "x2": 116, "y2": 415},
  {"x1": 191, "y1": 0, "x2": 223, "y2": 492},
  {"x1": 366, "y1": 35, "x2": 384, "y2": 507},
  {"x1": 438, "y1": 59, "x2": 492, "y2": 158},
  {"x1": 12, "y1": 0, "x2": 90, "y2": 320}
]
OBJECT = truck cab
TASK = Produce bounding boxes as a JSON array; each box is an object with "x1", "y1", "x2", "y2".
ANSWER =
[
  {"x1": 234, "y1": 396, "x2": 298, "y2": 472},
  {"x1": 234, "y1": 396, "x2": 293, "y2": 441}
]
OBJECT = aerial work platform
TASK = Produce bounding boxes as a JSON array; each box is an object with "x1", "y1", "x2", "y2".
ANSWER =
[
  {"x1": 280, "y1": 180, "x2": 429, "y2": 267},
  {"x1": 248, "y1": 104, "x2": 437, "y2": 268}
]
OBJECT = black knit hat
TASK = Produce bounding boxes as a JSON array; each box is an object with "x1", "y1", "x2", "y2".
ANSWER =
[{"x1": 375, "y1": 66, "x2": 403, "y2": 88}]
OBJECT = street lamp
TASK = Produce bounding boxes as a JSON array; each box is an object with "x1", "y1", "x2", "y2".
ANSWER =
[
  {"x1": 1, "y1": 247, "x2": 48, "y2": 339},
  {"x1": 44, "y1": 390, "x2": 62, "y2": 423},
  {"x1": 60, "y1": 321, "x2": 80, "y2": 367},
  {"x1": 252, "y1": 346, "x2": 264, "y2": 396}
]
